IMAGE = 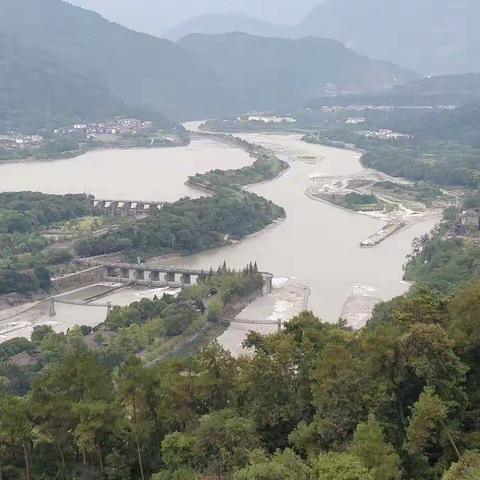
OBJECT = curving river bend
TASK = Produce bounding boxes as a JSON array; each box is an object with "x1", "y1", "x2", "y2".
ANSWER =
[
  {"x1": 159, "y1": 130, "x2": 439, "y2": 322},
  {"x1": 0, "y1": 129, "x2": 439, "y2": 323}
]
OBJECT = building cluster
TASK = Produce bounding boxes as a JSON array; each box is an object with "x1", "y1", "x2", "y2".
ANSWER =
[
  {"x1": 460, "y1": 209, "x2": 480, "y2": 231},
  {"x1": 54, "y1": 118, "x2": 155, "y2": 137},
  {"x1": 319, "y1": 105, "x2": 457, "y2": 113},
  {"x1": 449, "y1": 209, "x2": 480, "y2": 238},
  {"x1": 345, "y1": 117, "x2": 366, "y2": 125},
  {"x1": 0, "y1": 134, "x2": 43, "y2": 150},
  {"x1": 243, "y1": 115, "x2": 297, "y2": 124},
  {"x1": 232, "y1": 114, "x2": 297, "y2": 126},
  {"x1": 357, "y1": 129, "x2": 412, "y2": 140}
]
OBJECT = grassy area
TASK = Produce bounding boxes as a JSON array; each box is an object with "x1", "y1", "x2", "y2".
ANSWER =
[{"x1": 314, "y1": 191, "x2": 383, "y2": 212}]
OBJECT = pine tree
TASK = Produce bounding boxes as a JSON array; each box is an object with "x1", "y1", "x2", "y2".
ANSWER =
[{"x1": 351, "y1": 414, "x2": 401, "y2": 480}]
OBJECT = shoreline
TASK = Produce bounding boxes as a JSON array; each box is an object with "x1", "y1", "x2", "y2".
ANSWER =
[
  {"x1": 0, "y1": 138, "x2": 189, "y2": 166},
  {"x1": 1, "y1": 124, "x2": 443, "y2": 337}
]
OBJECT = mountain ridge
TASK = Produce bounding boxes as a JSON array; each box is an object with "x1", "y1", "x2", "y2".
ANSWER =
[
  {"x1": 165, "y1": 14, "x2": 293, "y2": 41},
  {"x1": 178, "y1": 32, "x2": 415, "y2": 112},
  {"x1": 169, "y1": 1, "x2": 479, "y2": 75}
]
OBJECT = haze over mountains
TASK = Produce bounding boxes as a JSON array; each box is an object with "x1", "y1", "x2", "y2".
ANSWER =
[
  {"x1": 0, "y1": 0, "x2": 412, "y2": 131},
  {"x1": 179, "y1": 33, "x2": 413, "y2": 112},
  {"x1": 67, "y1": 0, "x2": 320, "y2": 34},
  {"x1": 167, "y1": 0, "x2": 478, "y2": 76}
]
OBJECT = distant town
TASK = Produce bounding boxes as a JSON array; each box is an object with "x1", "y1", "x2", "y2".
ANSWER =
[
  {"x1": 0, "y1": 118, "x2": 186, "y2": 161},
  {"x1": 53, "y1": 118, "x2": 156, "y2": 137}
]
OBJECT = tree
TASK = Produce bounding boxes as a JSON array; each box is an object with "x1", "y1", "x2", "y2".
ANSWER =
[
  {"x1": 115, "y1": 356, "x2": 153, "y2": 480},
  {"x1": 31, "y1": 325, "x2": 55, "y2": 344},
  {"x1": 72, "y1": 400, "x2": 114, "y2": 474},
  {"x1": 207, "y1": 298, "x2": 224, "y2": 323},
  {"x1": 350, "y1": 414, "x2": 401, "y2": 480},
  {"x1": 309, "y1": 339, "x2": 373, "y2": 450},
  {"x1": 193, "y1": 409, "x2": 259, "y2": 477},
  {"x1": 161, "y1": 432, "x2": 197, "y2": 471},
  {"x1": 236, "y1": 335, "x2": 306, "y2": 450},
  {"x1": 401, "y1": 323, "x2": 468, "y2": 400},
  {"x1": 152, "y1": 467, "x2": 198, "y2": 480},
  {"x1": 196, "y1": 341, "x2": 237, "y2": 411},
  {"x1": 104, "y1": 449, "x2": 132, "y2": 480},
  {"x1": 311, "y1": 453, "x2": 373, "y2": 480},
  {"x1": 443, "y1": 451, "x2": 480, "y2": 480},
  {"x1": 163, "y1": 302, "x2": 198, "y2": 337},
  {"x1": 0, "y1": 395, "x2": 34, "y2": 480},
  {"x1": 404, "y1": 387, "x2": 461, "y2": 478},
  {"x1": 233, "y1": 448, "x2": 310, "y2": 480}
]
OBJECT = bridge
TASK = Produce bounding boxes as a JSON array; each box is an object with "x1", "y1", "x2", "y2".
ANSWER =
[
  {"x1": 226, "y1": 317, "x2": 283, "y2": 333},
  {"x1": 90, "y1": 198, "x2": 168, "y2": 219}
]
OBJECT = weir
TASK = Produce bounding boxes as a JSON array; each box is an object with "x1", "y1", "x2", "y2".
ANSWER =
[
  {"x1": 90, "y1": 198, "x2": 168, "y2": 219},
  {"x1": 101, "y1": 262, "x2": 274, "y2": 293}
]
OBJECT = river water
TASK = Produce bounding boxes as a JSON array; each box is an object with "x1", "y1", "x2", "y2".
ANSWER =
[
  {"x1": 0, "y1": 132, "x2": 438, "y2": 324},
  {"x1": 158, "y1": 131, "x2": 439, "y2": 321},
  {"x1": 0, "y1": 138, "x2": 251, "y2": 202}
]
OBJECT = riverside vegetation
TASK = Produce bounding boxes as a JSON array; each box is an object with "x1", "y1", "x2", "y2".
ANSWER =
[
  {"x1": 2, "y1": 282, "x2": 480, "y2": 479},
  {"x1": 0, "y1": 192, "x2": 92, "y2": 295},
  {"x1": 0, "y1": 136, "x2": 286, "y2": 296},
  {"x1": 75, "y1": 136, "x2": 287, "y2": 258}
]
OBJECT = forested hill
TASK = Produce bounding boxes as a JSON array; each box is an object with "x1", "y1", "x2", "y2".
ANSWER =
[
  {"x1": 0, "y1": 0, "x2": 228, "y2": 122},
  {"x1": 2, "y1": 284, "x2": 480, "y2": 479},
  {"x1": 0, "y1": 35, "x2": 139, "y2": 133},
  {"x1": 310, "y1": 73, "x2": 480, "y2": 110},
  {"x1": 178, "y1": 33, "x2": 414, "y2": 112},
  {"x1": 379, "y1": 73, "x2": 480, "y2": 108}
]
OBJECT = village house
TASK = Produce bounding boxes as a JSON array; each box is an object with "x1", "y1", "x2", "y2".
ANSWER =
[{"x1": 460, "y1": 209, "x2": 480, "y2": 230}]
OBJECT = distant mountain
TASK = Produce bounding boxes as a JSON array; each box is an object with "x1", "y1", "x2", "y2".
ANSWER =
[
  {"x1": 0, "y1": 34, "x2": 137, "y2": 133},
  {"x1": 298, "y1": 0, "x2": 479, "y2": 75},
  {"x1": 164, "y1": 14, "x2": 292, "y2": 41},
  {"x1": 178, "y1": 33, "x2": 416, "y2": 112},
  {"x1": 0, "y1": 0, "x2": 229, "y2": 121}
]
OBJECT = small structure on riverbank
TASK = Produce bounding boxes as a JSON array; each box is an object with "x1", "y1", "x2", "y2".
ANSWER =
[
  {"x1": 360, "y1": 222, "x2": 406, "y2": 247},
  {"x1": 460, "y1": 209, "x2": 480, "y2": 231}
]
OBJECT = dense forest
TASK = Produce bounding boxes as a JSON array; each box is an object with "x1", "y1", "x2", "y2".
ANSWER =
[
  {"x1": 404, "y1": 198, "x2": 480, "y2": 293},
  {"x1": 0, "y1": 192, "x2": 91, "y2": 295},
  {"x1": 1, "y1": 281, "x2": 480, "y2": 479},
  {"x1": 76, "y1": 191, "x2": 285, "y2": 257}
]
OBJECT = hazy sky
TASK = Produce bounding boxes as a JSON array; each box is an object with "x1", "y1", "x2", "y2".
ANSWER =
[{"x1": 66, "y1": 0, "x2": 323, "y2": 35}]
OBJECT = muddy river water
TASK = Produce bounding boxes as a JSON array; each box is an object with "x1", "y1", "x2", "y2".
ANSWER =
[{"x1": 0, "y1": 130, "x2": 439, "y2": 327}]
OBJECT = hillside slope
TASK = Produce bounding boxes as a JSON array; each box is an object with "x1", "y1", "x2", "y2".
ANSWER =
[
  {"x1": 179, "y1": 33, "x2": 415, "y2": 112},
  {"x1": 0, "y1": 0, "x2": 229, "y2": 120},
  {"x1": 0, "y1": 35, "x2": 139, "y2": 132}
]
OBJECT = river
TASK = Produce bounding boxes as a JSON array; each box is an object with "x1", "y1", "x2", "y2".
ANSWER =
[
  {"x1": 0, "y1": 138, "x2": 251, "y2": 202},
  {"x1": 158, "y1": 130, "x2": 439, "y2": 322},
  {"x1": 0, "y1": 131, "x2": 439, "y2": 324}
]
